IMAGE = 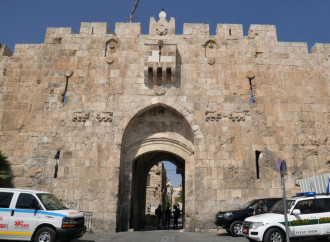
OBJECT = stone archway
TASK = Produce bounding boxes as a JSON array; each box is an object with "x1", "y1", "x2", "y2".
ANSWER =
[
  {"x1": 117, "y1": 104, "x2": 196, "y2": 231},
  {"x1": 131, "y1": 151, "x2": 185, "y2": 230}
]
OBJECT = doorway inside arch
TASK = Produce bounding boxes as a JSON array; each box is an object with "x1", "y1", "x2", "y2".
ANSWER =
[{"x1": 130, "y1": 151, "x2": 185, "y2": 231}]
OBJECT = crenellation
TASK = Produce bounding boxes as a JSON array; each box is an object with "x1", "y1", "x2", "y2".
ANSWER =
[
  {"x1": 248, "y1": 24, "x2": 277, "y2": 38},
  {"x1": 216, "y1": 24, "x2": 243, "y2": 38},
  {"x1": 114, "y1": 22, "x2": 141, "y2": 36},
  {"x1": 79, "y1": 22, "x2": 109, "y2": 35},
  {"x1": 183, "y1": 23, "x2": 209, "y2": 35}
]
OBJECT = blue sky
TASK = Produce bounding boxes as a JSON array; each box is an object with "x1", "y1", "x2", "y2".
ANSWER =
[
  {"x1": 1, "y1": 0, "x2": 330, "y2": 52},
  {"x1": 163, "y1": 161, "x2": 182, "y2": 188}
]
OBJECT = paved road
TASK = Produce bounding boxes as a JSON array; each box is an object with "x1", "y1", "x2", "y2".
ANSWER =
[
  {"x1": 74, "y1": 230, "x2": 330, "y2": 242},
  {"x1": 74, "y1": 230, "x2": 248, "y2": 242}
]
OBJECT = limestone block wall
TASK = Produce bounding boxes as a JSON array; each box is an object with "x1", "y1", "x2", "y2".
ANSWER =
[{"x1": 0, "y1": 12, "x2": 329, "y2": 231}]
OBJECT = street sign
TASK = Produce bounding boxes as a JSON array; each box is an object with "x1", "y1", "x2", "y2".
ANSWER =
[{"x1": 275, "y1": 158, "x2": 281, "y2": 172}]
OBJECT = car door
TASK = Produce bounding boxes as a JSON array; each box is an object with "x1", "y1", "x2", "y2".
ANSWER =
[
  {"x1": 316, "y1": 198, "x2": 330, "y2": 236},
  {"x1": 0, "y1": 191, "x2": 15, "y2": 239},
  {"x1": 291, "y1": 199, "x2": 320, "y2": 237},
  {"x1": 7, "y1": 192, "x2": 39, "y2": 240}
]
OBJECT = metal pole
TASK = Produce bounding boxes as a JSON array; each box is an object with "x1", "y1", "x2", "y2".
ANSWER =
[{"x1": 281, "y1": 164, "x2": 290, "y2": 242}]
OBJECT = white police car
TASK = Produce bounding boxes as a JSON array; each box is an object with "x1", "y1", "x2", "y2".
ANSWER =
[
  {"x1": 0, "y1": 188, "x2": 86, "y2": 241},
  {"x1": 242, "y1": 192, "x2": 330, "y2": 242}
]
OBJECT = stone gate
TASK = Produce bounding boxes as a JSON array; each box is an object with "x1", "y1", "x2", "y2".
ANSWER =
[{"x1": 0, "y1": 11, "x2": 329, "y2": 232}]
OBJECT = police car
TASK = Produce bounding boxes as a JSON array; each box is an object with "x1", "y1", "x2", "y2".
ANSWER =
[
  {"x1": 242, "y1": 192, "x2": 330, "y2": 242},
  {"x1": 0, "y1": 188, "x2": 86, "y2": 241}
]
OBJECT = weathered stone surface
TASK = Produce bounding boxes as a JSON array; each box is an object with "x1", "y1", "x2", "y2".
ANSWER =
[{"x1": 0, "y1": 11, "x2": 329, "y2": 232}]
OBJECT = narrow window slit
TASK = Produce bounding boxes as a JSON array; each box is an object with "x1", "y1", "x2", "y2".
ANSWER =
[
  {"x1": 229, "y1": 29, "x2": 232, "y2": 36},
  {"x1": 166, "y1": 68, "x2": 171, "y2": 82},
  {"x1": 148, "y1": 67, "x2": 153, "y2": 83},
  {"x1": 157, "y1": 67, "x2": 162, "y2": 85}
]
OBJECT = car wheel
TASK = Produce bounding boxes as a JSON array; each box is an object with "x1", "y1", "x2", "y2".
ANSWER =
[
  {"x1": 264, "y1": 228, "x2": 284, "y2": 242},
  {"x1": 34, "y1": 227, "x2": 56, "y2": 242},
  {"x1": 229, "y1": 221, "x2": 243, "y2": 237}
]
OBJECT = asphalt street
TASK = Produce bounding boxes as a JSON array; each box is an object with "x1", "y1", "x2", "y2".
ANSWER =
[{"x1": 73, "y1": 230, "x2": 330, "y2": 242}]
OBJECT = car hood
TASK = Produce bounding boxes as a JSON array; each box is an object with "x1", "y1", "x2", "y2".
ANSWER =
[{"x1": 245, "y1": 213, "x2": 284, "y2": 223}]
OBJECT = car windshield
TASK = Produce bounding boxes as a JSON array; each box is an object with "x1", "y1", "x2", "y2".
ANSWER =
[
  {"x1": 37, "y1": 193, "x2": 67, "y2": 210},
  {"x1": 241, "y1": 199, "x2": 257, "y2": 209},
  {"x1": 270, "y1": 199, "x2": 295, "y2": 214}
]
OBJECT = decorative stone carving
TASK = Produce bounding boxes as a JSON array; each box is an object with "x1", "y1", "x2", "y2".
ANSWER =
[
  {"x1": 154, "y1": 85, "x2": 166, "y2": 96},
  {"x1": 64, "y1": 71, "x2": 73, "y2": 78},
  {"x1": 72, "y1": 112, "x2": 90, "y2": 122},
  {"x1": 156, "y1": 25, "x2": 168, "y2": 36},
  {"x1": 205, "y1": 111, "x2": 246, "y2": 122},
  {"x1": 96, "y1": 112, "x2": 113, "y2": 122},
  {"x1": 246, "y1": 70, "x2": 255, "y2": 79},
  {"x1": 106, "y1": 57, "x2": 114, "y2": 64},
  {"x1": 208, "y1": 57, "x2": 215, "y2": 65}
]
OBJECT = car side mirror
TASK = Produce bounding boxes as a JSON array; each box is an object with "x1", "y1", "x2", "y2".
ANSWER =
[{"x1": 292, "y1": 209, "x2": 300, "y2": 215}]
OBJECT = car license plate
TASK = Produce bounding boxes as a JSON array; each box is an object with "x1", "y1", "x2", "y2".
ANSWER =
[{"x1": 243, "y1": 228, "x2": 248, "y2": 233}]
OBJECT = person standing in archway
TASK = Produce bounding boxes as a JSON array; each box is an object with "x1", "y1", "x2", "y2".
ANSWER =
[
  {"x1": 173, "y1": 205, "x2": 180, "y2": 229},
  {"x1": 155, "y1": 204, "x2": 162, "y2": 229},
  {"x1": 165, "y1": 205, "x2": 171, "y2": 229}
]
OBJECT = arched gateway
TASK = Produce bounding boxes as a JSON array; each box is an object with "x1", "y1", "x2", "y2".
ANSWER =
[{"x1": 116, "y1": 102, "x2": 200, "y2": 231}]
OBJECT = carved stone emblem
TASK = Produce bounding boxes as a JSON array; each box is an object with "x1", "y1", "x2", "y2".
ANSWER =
[
  {"x1": 156, "y1": 25, "x2": 168, "y2": 36},
  {"x1": 106, "y1": 57, "x2": 114, "y2": 64},
  {"x1": 72, "y1": 112, "x2": 90, "y2": 122},
  {"x1": 154, "y1": 85, "x2": 166, "y2": 95},
  {"x1": 208, "y1": 58, "x2": 215, "y2": 65},
  {"x1": 96, "y1": 112, "x2": 113, "y2": 122}
]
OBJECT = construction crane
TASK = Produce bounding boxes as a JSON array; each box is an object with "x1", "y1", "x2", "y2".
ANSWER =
[{"x1": 129, "y1": 0, "x2": 140, "y2": 23}]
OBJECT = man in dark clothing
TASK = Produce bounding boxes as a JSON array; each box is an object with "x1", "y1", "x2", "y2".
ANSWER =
[
  {"x1": 253, "y1": 199, "x2": 267, "y2": 215},
  {"x1": 165, "y1": 206, "x2": 171, "y2": 229},
  {"x1": 173, "y1": 205, "x2": 180, "y2": 229},
  {"x1": 155, "y1": 204, "x2": 162, "y2": 229}
]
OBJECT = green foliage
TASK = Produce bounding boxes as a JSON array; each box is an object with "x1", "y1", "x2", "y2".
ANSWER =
[
  {"x1": 0, "y1": 150, "x2": 11, "y2": 187},
  {"x1": 176, "y1": 190, "x2": 182, "y2": 203}
]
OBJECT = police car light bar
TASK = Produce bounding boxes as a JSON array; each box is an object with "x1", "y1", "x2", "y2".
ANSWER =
[{"x1": 296, "y1": 192, "x2": 316, "y2": 196}]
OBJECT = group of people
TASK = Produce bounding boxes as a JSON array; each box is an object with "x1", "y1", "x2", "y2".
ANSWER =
[{"x1": 155, "y1": 204, "x2": 180, "y2": 230}]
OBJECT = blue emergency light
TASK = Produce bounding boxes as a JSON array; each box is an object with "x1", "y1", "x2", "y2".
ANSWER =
[{"x1": 296, "y1": 192, "x2": 316, "y2": 196}]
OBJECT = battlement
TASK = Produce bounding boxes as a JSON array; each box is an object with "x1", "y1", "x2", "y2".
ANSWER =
[
  {"x1": 183, "y1": 23, "x2": 209, "y2": 35},
  {"x1": 80, "y1": 22, "x2": 109, "y2": 35},
  {"x1": 0, "y1": 44, "x2": 12, "y2": 57},
  {"x1": 115, "y1": 22, "x2": 141, "y2": 36}
]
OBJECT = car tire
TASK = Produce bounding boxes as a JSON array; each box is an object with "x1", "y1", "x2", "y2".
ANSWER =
[
  {"x1": 34, "y1": 227, "x2": 56, "y2": 242},
  {"x1": 229, "y1": 221, "x2": 243, "y2": 237},
  {"x1": 264, "y1": 228, "x2": 285, "y2": 242}
]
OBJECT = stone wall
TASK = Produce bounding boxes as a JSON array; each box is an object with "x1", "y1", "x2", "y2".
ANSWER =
[{"x1": 0, "y1": 11, "x2": 329, "y2": 232}]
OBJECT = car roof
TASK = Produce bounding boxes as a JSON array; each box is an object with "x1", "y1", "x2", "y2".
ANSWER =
[
  {"x1": 0, "y1": 188, "x2": 50, "y2": 194},
  {"x1": 288, "y1": 194, "x2": 330, "y2": 201}
]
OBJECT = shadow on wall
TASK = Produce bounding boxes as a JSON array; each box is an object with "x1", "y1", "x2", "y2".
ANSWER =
[{"x1": 0, "y1": 150, "x2": 13, "y2": 188}]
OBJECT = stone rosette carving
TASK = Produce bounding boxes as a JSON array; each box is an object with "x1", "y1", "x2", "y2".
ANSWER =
[
  {"x1": 154, "y1": 85, "x2": 166, "y2": 96},
  {"x1": 208, "y1": 57, "x2": 215, "y2": 65},
  {"x1": 156, "y1": 25, "x2": 168, "y2": 36},
  {"x1": 106, "y1": 57, "x2": 114, "y2": 64},
  {"x1": 72, "y1": 112, "x2": 90, "y2": 122},
  {"x1": 96, "y1": 112, "x2": 113, "y2": 122}
]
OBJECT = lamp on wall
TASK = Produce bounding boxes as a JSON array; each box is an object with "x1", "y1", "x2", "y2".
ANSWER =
[{"x1": 54, "y1": 148, "x2": 60, "y2": 178}]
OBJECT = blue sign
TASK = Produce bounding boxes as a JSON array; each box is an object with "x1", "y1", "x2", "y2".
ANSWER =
[{"x1": 275, "y1": 158, "x2": 281, "y2": 172}]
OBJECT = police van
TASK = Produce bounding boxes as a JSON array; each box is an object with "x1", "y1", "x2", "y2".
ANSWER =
[
  {"x1": 242, "y1": 192, "x2": 330, "y2": 242},
  {"x1": 0, "y1": 188, "x2": 86, "y2": 241}
]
